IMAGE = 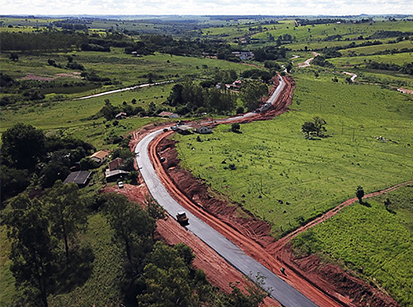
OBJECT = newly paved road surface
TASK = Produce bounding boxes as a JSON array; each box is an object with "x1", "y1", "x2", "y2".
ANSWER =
[{"x1": 135, "y1": 79, "x2": 318, "y2": 307}]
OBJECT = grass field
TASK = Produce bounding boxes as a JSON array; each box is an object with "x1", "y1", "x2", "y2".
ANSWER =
[
  {"x1": 174, "y1": 71, "x2": 413, "y2": 239},
  {"x1": 329, "y1": 52, "x2": 413, "y2": 67},
  {"x1": 292, "y1": 185, "x2": 413, "y2": 306},
  {"x1": 253, "y1": 20, "x2": 413, "y2": 43},
  {"x1": 1, "y1": 17, "x2": 413, "y2": 306},
  {"x1": 0, "y1": 49, "x2": 253, "y2": 147}
]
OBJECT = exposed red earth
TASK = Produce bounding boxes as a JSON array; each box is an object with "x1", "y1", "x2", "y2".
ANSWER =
[{"x1": 115, "y1": 75, "x2": 407, "y2": 306}]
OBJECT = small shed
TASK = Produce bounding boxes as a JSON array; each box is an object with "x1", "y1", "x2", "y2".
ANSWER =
[
  {"x1": 105, "y1": 169, "x2": 130, "y2": 182},
  {"x1": 63, "y1": 171, "x2": 92, "y2": 187},
  {"x1": 195, "y1": 126, "x2": 212, "y2": 134}
]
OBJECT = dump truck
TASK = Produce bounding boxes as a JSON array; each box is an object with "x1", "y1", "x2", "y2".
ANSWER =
[{"x1": 176, "y1": 211, "x2": 189, "y2": 226}]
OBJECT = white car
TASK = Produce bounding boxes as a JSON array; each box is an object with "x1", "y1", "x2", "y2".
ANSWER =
[{"x1": 118, "y1": 181, "x2": 124, "y2": 188}]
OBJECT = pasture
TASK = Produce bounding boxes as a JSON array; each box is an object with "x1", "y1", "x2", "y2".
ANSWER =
[
  {"x1": 174, "y1": 71, "x2": 413, "y2": 239},
  {"x1": 0, "y1": 49, "x2": 252, "y2": 147},
  {"x1": 292, "y1": 185, "x2": 413, "y2": 306}
]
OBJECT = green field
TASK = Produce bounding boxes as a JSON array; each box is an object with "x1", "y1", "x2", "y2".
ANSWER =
[
  {"x1": 1, "y1": 16, "x2": 413, "y2": 306},
  {"x1": 174, "y1": 71, "x2": 413, "y2": 238},
  {"x1": 292, "y1": 185, "x2": 413, "y2": 306},
  {"x1": 0, "y1": 49, "x2": 253, "y2": 148}
]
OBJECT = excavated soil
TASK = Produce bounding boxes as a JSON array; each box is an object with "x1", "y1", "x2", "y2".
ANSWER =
[{"x1": 279, "y1": 244, "x2": 400, "y2": 307}]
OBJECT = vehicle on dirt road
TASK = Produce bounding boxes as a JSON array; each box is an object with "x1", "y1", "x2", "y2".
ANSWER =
[{"x1": 176, "y1": 212, "x2": 189, "y2": 226}]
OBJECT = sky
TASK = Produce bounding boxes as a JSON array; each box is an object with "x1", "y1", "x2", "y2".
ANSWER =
[{"x1": 1, "y1": 0, "x2": 412, "y2": 16}]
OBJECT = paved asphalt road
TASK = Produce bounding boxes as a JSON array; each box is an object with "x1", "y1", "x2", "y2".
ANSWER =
[{"x1": 135, "y1": 79, "x2": 318, "y2": 307}]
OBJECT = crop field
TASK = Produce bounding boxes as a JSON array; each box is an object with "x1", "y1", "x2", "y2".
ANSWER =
[
  {"x1": 174, "y1": 71, "x2": 413, "y2": 238},
  {"x1": 292, "y1": 185, "x2": 413, "y2": 306}
]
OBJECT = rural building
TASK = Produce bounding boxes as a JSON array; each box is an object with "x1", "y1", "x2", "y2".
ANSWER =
[
  {"x1": 63, "y1": 171, "x2": 92, "y2": 187},
  {"x1": 232, "y1": 51, "x2": 254, "y2": 60},
  {"x1": 108, "y1": 157, "x2": 123, "y2": 171},
  {"x1": 194, "y1": 125, "x2": 212, "y2": 134},
  {"x1": 170, "y1": 124, "x2": 193, "y2": 134},
  {"x1": 90, "y1": 150, "x2": 109, "y2": 164},
  {"x1": 158, "y1": 111, "x2": 179, "y2": 118},
  {"x1": 105, "y1": 169, "x2": 130, "y2": 181}
]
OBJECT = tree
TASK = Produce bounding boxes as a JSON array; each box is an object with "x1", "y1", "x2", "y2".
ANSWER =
[
  {"x1": 100, "y1": 99, "x2": 117, "y2": 121},
  {"x1": 145, "y1": 195, "x2": 165, "y2": 221},
  {"x1": 225, "y1": 273, "x2": 269, "y2": 307},
  {"x1": 240, "y1": 80, "x2": 268, "y2": 111},
  {"x1": 1, "y1": 123, "x2": 46, "y2": 171},
  {"x1": 0, "y1": 165, "x2": 30, "y2": 203},
  {"x1": 136, "y1": 242, "x2": 194, "y2": 307},
  {"x1": 356, "y1": 186, "x2": 365, "y2": 203},
  {"x1": 44, "y1": 181, "x2": 88, "y2": 265},
  {"x1": 231, "y1": 123, "x2": 241, "y2": 132},
  {"x1": 10, "y1": 53, "x2": 19, "y2": 61},
  {"x1": 302, "y1": 117, "x2": 327, "y2": 138},
  {"x1": 167, "y1": 84, "x2": 184, "y2": 106},
  {"x1": 302, "y1": 121, "x2": 316, "y2": 138},
  {"x1": 2, "y1": 195, "x2": 61, "y2": 307},
  {"x1": 313, "y1": 116, "x2": 327, "y2": 137},
  {"x1": 103, "y1": 193, "x2": 156, "y2": 271}
]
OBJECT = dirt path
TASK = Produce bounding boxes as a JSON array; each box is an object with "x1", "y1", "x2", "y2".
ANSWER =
[
  {"x1": 274, "y1": 181, "x2": 413, "y2": 249},
  {"x1": 342, "y1": 71, "x2": 358, "y2": 82},
  {"x1": 297, "y1": 52, "x2": 320, "y2": 68}
]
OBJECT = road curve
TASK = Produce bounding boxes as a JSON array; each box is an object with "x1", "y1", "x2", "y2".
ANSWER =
[
  {"x1": 135, "y1": 129, "x2": 317, "y2": 307},
  {"x1": 135, "y1": 78, "x2": 318, "y2": 307}
]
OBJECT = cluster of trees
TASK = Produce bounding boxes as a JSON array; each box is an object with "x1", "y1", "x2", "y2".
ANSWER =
[
  {"x1": 1, "y1": 31, "x2": 88, "y2": 52},
  {"x1": 125, "y1": 34, "x2": 238, "y2": 59},
  {"x1": 0, "y1": 123, "x2": 95, "y2": 202},
  {"x1": 167, "y1": 80, "x2": 237, "y2": 115},
  {"x1": 301, "y1": 116, "x2": 327, "y2": 139},
  {"x1": 312, "y1": 55, "x2": 334, "y2": 68},
  {"x1": 365, "y1": 60, "x2": 413, "y2": 75},
  {"x1": 2, "y1": 182, "x2": 93, "y2": 307},
  {"x1": 165, "y1": 70, "x2": 272, "y2": 115},
  {"x1": 368, "y1": 30, "x2": 413, "y2": 39},
  {"x1": 240, "y1": 80, "x2": 269, "y2": 111},
  {"x1": 252, "y1": 46, "x2": 287, "y2": 62},
  {"x1": 2, "y1": 187, "x2": 268, "y2": 307},
  {"x1": 296, "y1": 18, "x2": 352, "y2": 26},
  {"x1": 241, "y1": 69, "x2": 273, "y2": 82},
  {"x1": 1, "y1": 30, "x2": 137, "y2": 53}
]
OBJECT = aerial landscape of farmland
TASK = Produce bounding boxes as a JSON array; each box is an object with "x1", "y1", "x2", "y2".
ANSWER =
[{"x1": 0, "y1": 9, "x2": 412, "y2": 307}]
